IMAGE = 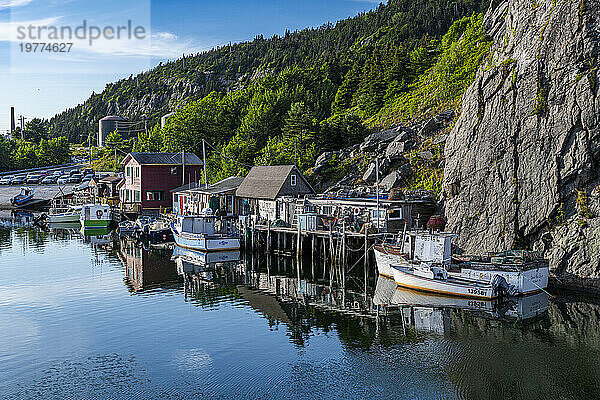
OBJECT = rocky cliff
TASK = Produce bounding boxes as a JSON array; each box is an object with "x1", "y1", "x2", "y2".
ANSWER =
[{"x1": 443, "y1": 0, "x2": 600, "y2": 289}]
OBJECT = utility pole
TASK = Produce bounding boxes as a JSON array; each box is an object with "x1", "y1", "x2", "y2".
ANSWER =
[
  {"x1": 181, "y1": 149, "x2": 186, "y2": 186},
  {"x1": 202, "y1": 139, "x2": 208, "y2": 188},
  {"x1": 20, "y1": 116, "x2": 25, "y2": 139},
  {"x1": 375, "y1": 157, "x2": 380, "y2": 233}
]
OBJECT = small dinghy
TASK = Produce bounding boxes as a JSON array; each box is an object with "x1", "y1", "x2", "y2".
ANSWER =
[{"x1": 10, "y1": 187, "x2": 35, "y2": 206}]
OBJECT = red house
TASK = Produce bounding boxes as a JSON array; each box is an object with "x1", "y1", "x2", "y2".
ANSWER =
[{"x1": 120, "y1": 152, "x2": 204, "y2": 213}]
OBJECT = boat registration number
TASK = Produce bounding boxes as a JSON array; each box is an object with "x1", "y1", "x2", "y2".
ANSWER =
[{"x1": 467, "y1": 288, "x2": 487, "y2": 296}]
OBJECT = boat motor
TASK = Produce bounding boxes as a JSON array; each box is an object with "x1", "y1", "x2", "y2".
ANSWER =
[{"x1": 491, "y1": 275, "x2": 510, "y2": 297}]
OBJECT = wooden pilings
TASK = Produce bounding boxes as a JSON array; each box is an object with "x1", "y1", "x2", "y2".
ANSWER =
[{"x1": 244, "y1": 223, "x2": 382, "y2": 292}]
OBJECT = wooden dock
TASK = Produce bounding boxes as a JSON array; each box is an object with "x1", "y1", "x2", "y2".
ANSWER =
[{"x1": 246, "y1": 222, "x2": 390, "y2": 295}]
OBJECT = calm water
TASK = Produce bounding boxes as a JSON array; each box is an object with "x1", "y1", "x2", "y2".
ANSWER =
[{"x1": 1, "y1": 221, "x2": 600, "y2": 399}]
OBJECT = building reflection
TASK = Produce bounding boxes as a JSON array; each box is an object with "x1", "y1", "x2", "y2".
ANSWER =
[{"x1": 118, "y1": 239, "x2": 180, "y2": 292}]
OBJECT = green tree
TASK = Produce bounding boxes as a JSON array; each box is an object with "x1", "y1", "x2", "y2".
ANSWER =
[
  {"x1": 281, "y1": 102, "x2": 318, "y2": 170},
  {"x1": 24, "y1": 118, "x2": 49, "y2": 142},
  {"x1": 12, "y1": 140, "x2": 37, "y2": 169}
]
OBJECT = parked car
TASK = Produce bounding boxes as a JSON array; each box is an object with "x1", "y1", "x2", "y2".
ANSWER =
[
  {"x1": 82, "y1": 174, "x2": 93, "y2": 182},
  {"x1": 11, "y1": 176, "x2": 27, "y2": 185},
  {"x1": 53, "y1": 170, "x2": 63, "y2": 176},
  {"x1": 69, "y1": 169, "x2": 80, "y2": 177},
  {"x1": 41, "y1": 175, "x2": 58, "y2": 184},
  {"x1": 56, "y1": 176, "x2": 69, "y2": 185},
  {"x1": 0, "y1": 176, "x2": 14, "y2": 184},
  {"x1": 26, "y1": 174, "x2": 43, "y2": 184},
  {"x1": 82, "y1": 168, "x2": 94, "y2": 176},
  {"x1": 67, "y1": 174, "x2": 83, "y2": 183}
]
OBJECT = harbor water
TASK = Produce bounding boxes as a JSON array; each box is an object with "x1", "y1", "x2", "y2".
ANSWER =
[{"x1": 1, "y1": 220, "x2": 600, "y2": 399}]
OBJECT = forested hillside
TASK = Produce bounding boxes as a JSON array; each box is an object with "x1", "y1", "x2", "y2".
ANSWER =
[
  {"x1": 49, "y1": 0, "x2": 492, "y2": 183},
  {"x1": 48, "y1": 0, "x2": 487, "y2": 142}
]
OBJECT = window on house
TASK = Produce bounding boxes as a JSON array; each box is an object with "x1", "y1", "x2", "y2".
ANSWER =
[
  {"x1": 135, "y1": 167, "x2": 140, "y2": 177},
  {"x1": 171, "y1": 166, "x2": 178, "y2": 175},
  {"x1": 290, "y1": 174, "x2": 297, "y2": 186},
  {"x1": 146, "y1": 191, "x2": 166, "y2": 201},
  {"x1": 134, "y1": 190, "x2": 141, "y2": 202}
]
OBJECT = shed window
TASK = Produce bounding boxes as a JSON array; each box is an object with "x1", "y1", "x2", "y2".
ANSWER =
[
  {"x1": 290, "y1": 174, "x2": 297, "y2": 186},
  {"x1": 171, "y1": 166, "x2": 178, "y2": 175},
  {"x1": 146, "y1": 191, "x2": 166, "y2": 201}
]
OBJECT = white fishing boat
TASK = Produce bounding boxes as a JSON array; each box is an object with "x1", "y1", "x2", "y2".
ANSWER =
[
  {"x1": 170, "y1": 209, "x2": 240, "y2": 252},
  {"x1": 374, "y1": 233, "x2": 508, "y2": 299},
  {"x1": 373, "y1": 275, "x2": 496, "y2": 313},
  {"x1": 47, "y1": 205, "x2": 82, "y2": 224},
  {"x1": 80, "y1": 204, "x2": 112, "y2": 230},
  {"x1": 375, "y1": 231, "x2": 548, "y2": 296},
  {"x1": 448, "y1": 251, "x2": 549, "y2": 295}
]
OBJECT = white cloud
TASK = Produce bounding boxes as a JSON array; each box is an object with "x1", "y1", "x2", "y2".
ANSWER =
[
  {"x1": 0, "y1": 16, "x2": 61, "y2": 41},
  {"x1": 1, "y1": 16, "x2": 201, "y2": 59},
  {"x1": 0, "y1": 0, "x2": 34, "y2": 9}
]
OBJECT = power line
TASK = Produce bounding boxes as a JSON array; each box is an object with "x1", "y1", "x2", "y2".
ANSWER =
[{"x1": 202, "y1": 139, "x2": 253, "y2": 168}]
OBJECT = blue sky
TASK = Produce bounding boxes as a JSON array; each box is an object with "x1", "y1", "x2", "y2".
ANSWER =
[{"x1": 0, "y1": 0, "x2": 381, "y2": 134}]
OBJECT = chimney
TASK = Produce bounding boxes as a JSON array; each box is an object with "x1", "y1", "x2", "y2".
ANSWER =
[{"x1": 10, "y1": 107, "x2": 15, "y2": 134}]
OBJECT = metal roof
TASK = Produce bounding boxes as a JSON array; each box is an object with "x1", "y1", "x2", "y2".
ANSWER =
[
  {"x1": 98, "y1": 175, "x2": 123, "y2": 184},
  {"x1": 122, "y1": 152, "x2": 203, "y2": 166},
  {"x1": 235, "y1": 165, "x2": 314, "y2": 200},
  {"x1": 189, "y1": 176, "x2": 245, "y2": 195},
  {"x1": 172, "y1": 176, "x2": 244, "y2": 195},
  {"x1": 99, "y1": 115, "x2": 126, "y2": 121}
]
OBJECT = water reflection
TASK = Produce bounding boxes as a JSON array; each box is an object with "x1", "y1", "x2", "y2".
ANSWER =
[
  {"x1": 373, "y1": 275, "x2": 549, "y2": 326},
  {"x1": 118, "y1": 239, "x2": 180, "y2": 293},
  {"x1": 3, "y1": 226, "x2": 600, "y2": 399}
]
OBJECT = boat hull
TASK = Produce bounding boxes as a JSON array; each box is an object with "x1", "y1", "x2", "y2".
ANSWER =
[
  {"x1": 171, "y1": 224, "x2": 240, "y2": 252},
  {"x1": 447, "y1": 267, "x2": 549, "y2": 295},
  {"x1": 374, "y1": 245, "x2": 403, "y2": 279},
  {"x1": 81, "y1": 219, "x2": 110, "y2": 228},
  {"x1": 48, "y1": 214, "x2": 80, "y2": 224},
  {"x1": 391, "y1": 267, "x2": 496, "y2": 299},
  {"x1": 11, "y1": 195, "x2": 33, "y2": 206},
  {"x1": 374, "y1": 246, "x2": 497, "y2": 300}
]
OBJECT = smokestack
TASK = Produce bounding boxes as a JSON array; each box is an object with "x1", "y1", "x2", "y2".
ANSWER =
[{"x1": 10, "y1": 107, "x2": 15, "y2": 134}]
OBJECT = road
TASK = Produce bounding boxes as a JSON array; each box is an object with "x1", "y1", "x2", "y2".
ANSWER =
[
  {"x1": 0, "y1": 163, "x2": 88, "y2": 179},
  {"x1": 0, "y1": 184, "x2": 75, "y2": 209}
]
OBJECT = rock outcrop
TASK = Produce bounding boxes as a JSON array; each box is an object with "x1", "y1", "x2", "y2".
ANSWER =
[{"x1": 443, "y1": 0, "x2": 600, "y2": 289}]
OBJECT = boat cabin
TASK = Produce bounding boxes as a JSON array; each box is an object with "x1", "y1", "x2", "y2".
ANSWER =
[
  {"x1": 172, "y1": 176, "x2": 244, "y2": 217},
  {"x1": 399, "y1": 232, "x2": 455, "y2": 265},
  {"x1": 175, "y1": 214, "x2": 218, "y2": 236}
]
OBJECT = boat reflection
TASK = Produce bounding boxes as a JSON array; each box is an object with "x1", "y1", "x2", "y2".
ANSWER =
[
  {"x1": 48, "y1": 221, "x2": 81, "y2": 231},
  {"x1": 172, "y1": 245, "x2": 242, "y2": 297},
  {"x1": 373, "y1": 276, "x2": 549, "y2": 334},
  {"x1": 79, "y1": 226, "x2": 112, "y2": 245}
]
